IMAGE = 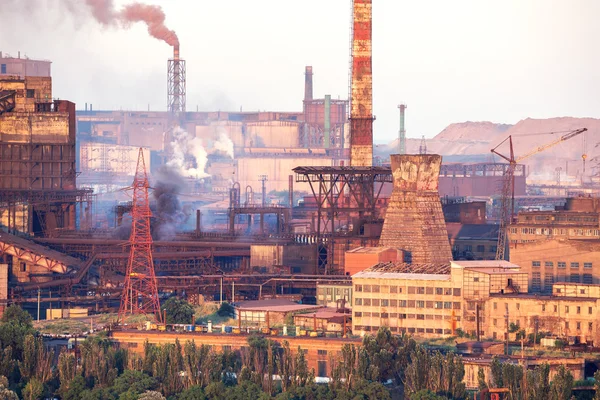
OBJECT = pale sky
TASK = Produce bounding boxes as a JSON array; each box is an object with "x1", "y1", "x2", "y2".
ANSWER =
[{"x1": 1, "y1": 0, "x2": 599, "y2": 143}]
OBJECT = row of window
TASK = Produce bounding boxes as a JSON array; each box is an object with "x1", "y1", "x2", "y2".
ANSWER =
[
  {"x1": 493, "y1": 301, "x2": 594, "y2": 315},
  {"x1": 521, "y1": 215, "x2": 597, "y2": 223},
  {"x1": 354, "y1": 312, "x2": 460, "y2": 321},
  {"x1": 354, "y1": 325, "x2": 454, "y2": 335},
  {"x1": 532, "y1": 261, "x2": 593, "y2": 269},
  {"x1": 516, "y1": 227, "x2": 600, "y2": 236},
  {"x1": 354, "y1": 285, "x2": 461, "y2": 296},
  {"x1": 355, "y1": 298, "x2": 461, "y2": 309},
  {"x1": 531, "y1": 272, "x2": 594, "y2": 291},
  {"x1": 453, "y1": 245, "x2": 497, "y2": 253}
]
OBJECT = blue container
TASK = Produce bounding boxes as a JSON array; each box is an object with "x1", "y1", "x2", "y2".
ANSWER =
[
  {"x1": 224, "y1": 326, "x2": 233, "y2": 333},
  {"x1": 185, "y1": 325, "x2": 193, "y2": 332}
]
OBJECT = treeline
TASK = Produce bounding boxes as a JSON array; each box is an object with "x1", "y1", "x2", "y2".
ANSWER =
[{"x1": 0, "y1": 305, "x2": 597, "y2": 400}]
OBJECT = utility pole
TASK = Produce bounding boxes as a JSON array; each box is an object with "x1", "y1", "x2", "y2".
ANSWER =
[{"x1": 259, "y1": 175, "x2": 268, "y2": 207}]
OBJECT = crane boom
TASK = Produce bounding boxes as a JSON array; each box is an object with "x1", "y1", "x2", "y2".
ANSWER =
[
  {"x1": 491, "y1": 127, "x2": 587, "y2": 260},
  {"x1": 516, "y1": 128, "x2": 587, "y2": 163}
]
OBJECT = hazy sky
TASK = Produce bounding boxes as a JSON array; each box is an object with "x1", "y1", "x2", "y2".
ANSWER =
[{"x1": 1, "y1": 0, "x2": 599, "y2": 142}]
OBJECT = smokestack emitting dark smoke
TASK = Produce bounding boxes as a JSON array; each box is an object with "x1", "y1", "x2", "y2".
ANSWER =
[{"x1": 85, "y1": 0, "x2": 178, "y2": 47}]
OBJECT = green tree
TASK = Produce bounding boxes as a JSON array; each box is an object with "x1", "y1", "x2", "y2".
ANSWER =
[
  {"x1": 111, "y1": 369, "x2": 157, "y2": 397},
  {"x1": 20, "y1": 335, "x2": 54, "y2": 383},
  {"x1": 593, "y1": 370, "x2": 600, "y2": 400},
  {"x1": 22, "y1": 378, "x2": 44, "y2": 400},
  {"x1": 162, "y1": 297, "x2": 194, "y2": 324},
  {"x1": 217, "y1": 302, "x2": 235, "y2": 318},
  {"x1": 0, "y1": 376, "x2": 17, "y2": 400},
  {"x1": 0, "y1": 305, "x2": 35, "y2": 359},
  {"x1": 57, "y1": 352, "x2": 77, "y2": 393},
  {"x1": 60, "y1": 375, "x2": 87, "y2": 400},
  {"x1": 410, "y1": 389, "x2": 446, "y2": 400},
  {"x1": 549, "y1": 365, "x2": 573, "y2": 400},
  {"x1": 138, "y1": 391, "x2": 166, "y2": 400},
  {"x1": 525, "y1": 364, "x2": 550, "y2": 400},
  {"x1": 177, "y1": 385, "x2": 206, "y2": 400}
]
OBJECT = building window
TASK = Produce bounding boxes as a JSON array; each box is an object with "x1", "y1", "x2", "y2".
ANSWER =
[
  {"x1": 417, "y1": 287, "x2": 425, "y2": 295},
  {"x1": 554, "y1": 305, "x2": 558, "y2": 313},
  {"x1": 570, "y1": 274, "x2": 580, "y2": 283},
  {"x1": 584, "y1": 262, "x2": 593, "y2": 269},
  {"x1": 490, "y1": 245, "x2": 497, "y2": 253},
  {"x1": 577, "y1": 306, "x2": 581, "y2": 314},
  {"x1": 355, "y1": 285, "x2": 362, "y2": 292},
  {"x1": 493, "y1": 302, "x2": 497, "y2": 310},
  {"x1": 390, "y1": 300, "x2": 397, "y2": 307},
  {"x1": 435, "y1": 301, "x2": 443, "y2": 309},
  {"x1": 363, "y1": 299, "x2": 371, "y2": 306},
  {"x1": 317, "y1": 349, "x2": 328, "y2": 356},
  {"x1": 580, "y1": 289, "x2": 586, "y2": 294},
  {"x1": 400, "y1": 300, "x2": 407, "y2": 307},
  {"x1": 589, "y1": 307, "x2": 593, "y2": 315},
  {"x1": 354, "y1": 312, "x2": 362, "y2": 317},
  {"x1": 355, "y1": 298, "x2": 362, "y2": 306},
  {"x1": 453, "y1": 302, "x2": 461, "y2": 310},
  {"x1": 435, "y1": 288, "x2": 443, "y2": 295},
  {"x1": 381, "y1": 299, "x2": 389, "y2": 307},
  {"x1": 20, "y1": 263, "x2": 26, "y2": 272},
  {"x1": 0, "y1": 64, "x2": 6, "y2": 74},
  {"x1": 477, "y1": 245, "x2": 485, "y2": 252},
  {"x1": 363, "y1": 285, "x2": 371, "y2": 293},
  {"x1": 465, "y1": 245, "x2": 472, "y2": 252},
  {"x1": 416, "y1": 301, "x2": 425, "y2": 308},
  {"x1": 372, "y1": 285, "x2": 380, "y2": 293},
  {"x1": 583, "y1": 274, "x2": 593, "y2": 284},
  {"x1": 576, "y1": 322, "x2": 581, "y2": 330},
  {"x1": 474, "y1": 277, "x2": 479, "y2": 282},
  {"x1": 542, "y1": 304, "x2": 546, "y2": 312},
  {"x1": 408, "y1": 287, "x2": 416, "y2": 294},
  {"x1": 317, "y1": 361, "x2": 327, "y2": 378},
  {"x1": 589, "y1": 322, "x2": 593, "y2": 332},
  {"x1": 516, "y1": 303, "x2": 520, "y2": 310},
  {"x1": 443, "y1": 302, "x2": 452, "y2": 309},
  {"x1": 532, "y1": 261, "x2": 541, "y2": 267},
  {"x1": 565, "y1": 322, "x2": 569, "y2": 330},
  {"x1": 372, "y1": 299, "x2": 380, "y2": 307},
  {"x1": 390, "y1": 286, "x2": 398, "y2": 293},
  {"x1": 571, "y1": 262, "x2": 580, "y2": 269},
  {"x1": 26, "y1": 89, "x2": 35, "y2": 98},
  {"x1": 408, "y1": 300, "x2": 416, "y2": 307},
  {"x1": 565, "y1": 306, "x2": 569, "y2": 314},
  {"x1": 493, "y1": 319, "x2": 497, "y2": 326},
  {"x1": 544, "y1": 275, "x2": 554, "y2": 293},
  {"x1": 426, "y1": 287, "x2": 434, "y2": 295},
  {"x1": 453, "y1": 288, "x2": 461, "y2": 296},
  {"x1": 532, "y1": 272, "x2": 541, "y2": 292},
  {"x1": 558, "y1": 262, "x2": 566, "y2": 269},
  {"x1": 545, "y1": 261, "x2": 554, "y2": 268}
]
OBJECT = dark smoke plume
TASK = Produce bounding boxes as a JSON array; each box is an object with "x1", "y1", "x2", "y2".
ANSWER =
[
  {"x1": 152, "y1": 166, "x2": 190, "y2": 240},
  {"x1": 85, "y1": 0, "x2": 179, "y2": 46}
]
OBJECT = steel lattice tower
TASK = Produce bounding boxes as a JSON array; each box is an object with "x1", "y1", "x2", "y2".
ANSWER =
[{"x1": 118, "y1": 148, "x2": 163, "y2": 323}]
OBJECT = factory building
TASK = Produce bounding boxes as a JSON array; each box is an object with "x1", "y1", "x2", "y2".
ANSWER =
[
  {"x1": 0, "y1": 65, "x2": 89, "y2": 236},
  {"x1": 0, "y1": 52, "x2": 51, "y2": 78},
  {"x1": 351, "y1": 260, "x2": 600, "y2": 345},
  {"x1": 509, "y1": 196, "x2": 600, "y2": 292}
]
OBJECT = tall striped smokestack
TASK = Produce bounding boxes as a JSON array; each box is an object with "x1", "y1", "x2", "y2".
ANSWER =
[
  {"x1": 304, "y1": 66, "x2": 313, "y2": 101},
  {"x1": 350, "y1": 0, "x2": 374, "y2": 167},
  {"x1": 174, "y1": 44, "x2": 180, "y2": 61}
]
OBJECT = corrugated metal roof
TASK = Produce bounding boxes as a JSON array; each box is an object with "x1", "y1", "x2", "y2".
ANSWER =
[{"x1": 353, "y1": 271, "x2": 451, "y2": 281}]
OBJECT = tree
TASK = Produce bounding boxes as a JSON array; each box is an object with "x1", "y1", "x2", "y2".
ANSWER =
[
  {"x1": 20, "y1": 334, "x2": 54, "y2": 383},
  {"x1": 594, "y1": 370, "x2": 600, "y2": 400},
  {"x1": 177, "y1": 385, "x2": 206, "y2": 400},
  {"x1": 525, "y1": 364, "x2": 550, "y2": 400},
  {"x1": 410, "y1": 389, "x2": 446, "y2": 400},
  {"x1": 0, "y1": 376, "x2": 17, "y2": 400},
  {"x1": 138, "y1": 391, "x2": 166, "y2": 400},
  {"x1": 111, "y1": 369, "x2": 157, "y2": 397},
  {"x1": 22, "y1": 378, "x2": 44, "y2": 400},
  {"x1": 60, "y1": 375, "x2": 87, "y2": 400},
  {"x1": 162, "y1": 297, "x2": 194, "y2": 324},
  {"x1": 217, "y1": 302, "x2": 234, "y2": 318},
  {"x1": 0, "y1": 305, "x2": 35, "y2": 359},
  {"x1": 549, "y1": 365, "x2": 573, "y2": 400}
]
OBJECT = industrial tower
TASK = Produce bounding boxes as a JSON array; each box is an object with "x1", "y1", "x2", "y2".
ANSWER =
[
  {"x1": 167, "y1": 44, "x2": 186, "y2": 113},
  {"x1": 349, "y1": 0, "x2": 374, "y2": 167},
  {"x1": 118, "y1": 148, "x2": 163, "y2": 323},
  {"x1": 398, "y1": 104, "x2": 407, "y2": 154}
]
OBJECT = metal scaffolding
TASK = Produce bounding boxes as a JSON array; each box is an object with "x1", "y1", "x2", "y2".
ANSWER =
[{"x1": 294, "y1": 166, "x2": 392, "y2": 274}]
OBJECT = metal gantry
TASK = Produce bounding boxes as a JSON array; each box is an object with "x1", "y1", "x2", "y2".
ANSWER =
[{"x1": 294, "y1": 166, "x2": 392, "y2": 274}]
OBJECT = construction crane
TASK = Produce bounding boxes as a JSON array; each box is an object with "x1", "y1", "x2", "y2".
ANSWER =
[{"x1": 491, "y1": 127, "x2": 587, "y2": 260}]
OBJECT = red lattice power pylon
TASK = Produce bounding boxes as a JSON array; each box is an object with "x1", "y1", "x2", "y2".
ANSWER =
[{"x1": 118, "y1": 148, "x2": 163, "y2": 324}]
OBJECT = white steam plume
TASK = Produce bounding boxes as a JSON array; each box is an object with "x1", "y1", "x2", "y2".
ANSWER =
[
  {"x1": 167, "y1": 127, "x2": 209, "y2": 178},
  {"x1": 214, "y1": 130, "x2": 234, "y2": 159}
]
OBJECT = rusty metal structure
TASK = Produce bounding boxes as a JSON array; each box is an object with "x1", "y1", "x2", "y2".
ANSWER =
[
  {"x1": 349, "y1": 0, "x2": 374, "y2": 167},
  {"x1": 118, "y1": 149, "x2": 162, "y2": 323},
  {"x1": 293, "y1": 166, "x2": 392, "y2": 274},
  {"x1": 167, "y1": 44, "x2": 186, "y2": 113}
]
